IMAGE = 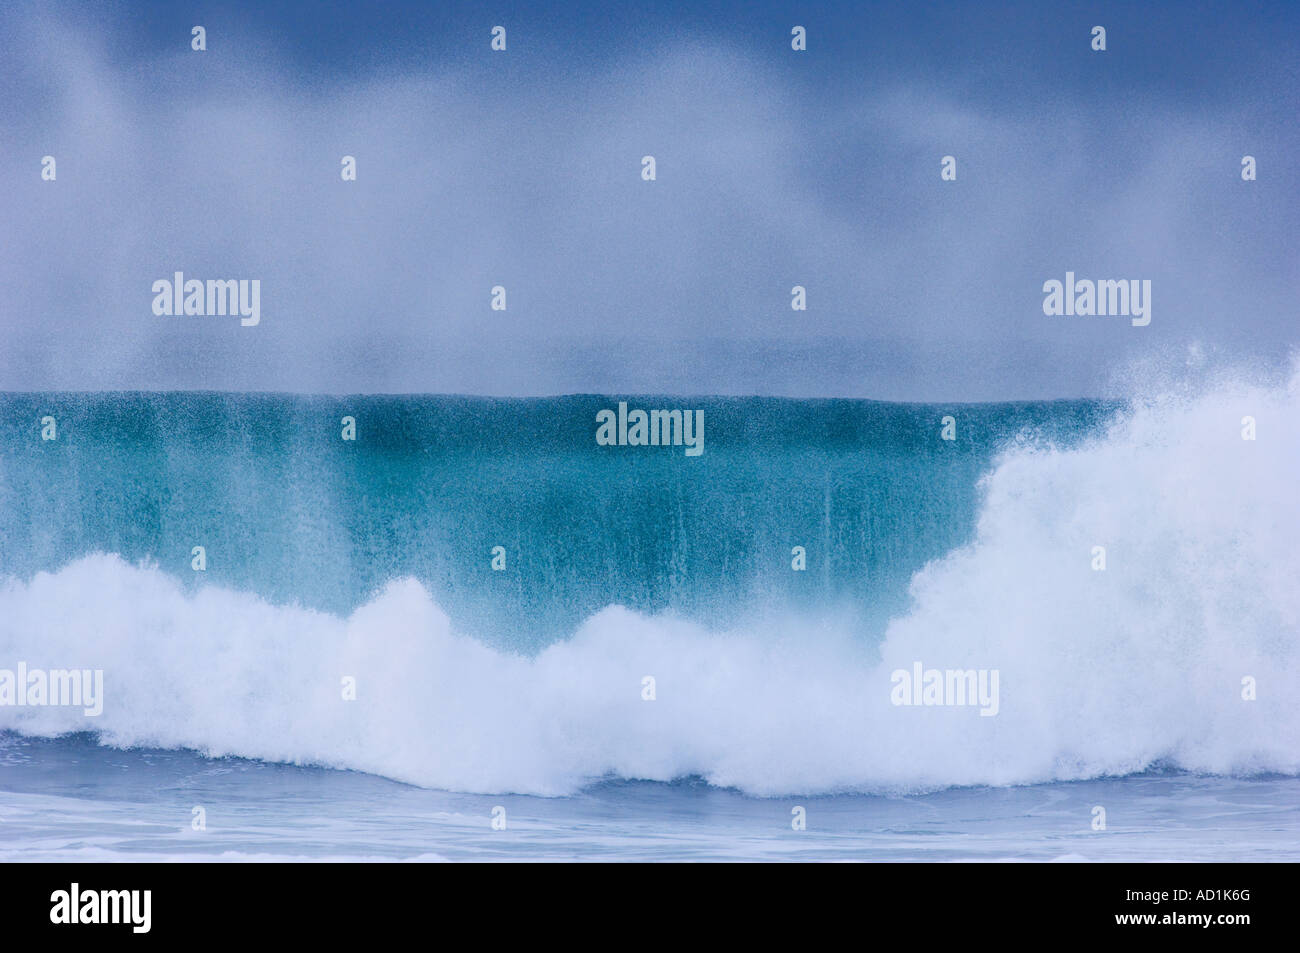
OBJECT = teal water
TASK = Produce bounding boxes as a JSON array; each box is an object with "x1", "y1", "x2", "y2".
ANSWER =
[{"x1": 0, "y1": 392, "x2": 1114, "y2": 651}]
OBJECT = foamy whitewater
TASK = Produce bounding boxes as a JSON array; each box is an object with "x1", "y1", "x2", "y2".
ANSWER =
[{"x1": 1, "y1": 367, "x2": 1298, "y2": 859}]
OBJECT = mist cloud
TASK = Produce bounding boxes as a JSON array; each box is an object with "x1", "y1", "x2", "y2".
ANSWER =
[{"x1": 1, "y1": 8, "x2": 1296, "y2": 398}]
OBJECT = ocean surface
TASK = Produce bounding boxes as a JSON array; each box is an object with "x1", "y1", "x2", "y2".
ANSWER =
[{"x1": 1, "y1": 379, "x2": 1297, "y2": 860}]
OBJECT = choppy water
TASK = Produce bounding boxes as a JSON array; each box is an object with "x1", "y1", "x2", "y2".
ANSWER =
[{"x1": 2, "y1": 736, "x2": 1297, "y2": 862}]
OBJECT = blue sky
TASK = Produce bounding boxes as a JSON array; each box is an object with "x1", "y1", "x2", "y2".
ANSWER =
[{"x1": 1, "y1": 0, "x2": 1297, "y2": 397}]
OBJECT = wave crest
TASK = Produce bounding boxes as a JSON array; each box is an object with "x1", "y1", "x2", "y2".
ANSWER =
[{"x1": 1, "y1": 371, "x2": 1297, "y2": 795}]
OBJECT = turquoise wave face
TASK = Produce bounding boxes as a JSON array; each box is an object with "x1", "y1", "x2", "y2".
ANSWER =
[
  {"x1": 3, "y1": 378, "x2": 1298, "y2": 796},
  {"x1": 0, "y1": 393, "x2": 1113, "y2": 651}
]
